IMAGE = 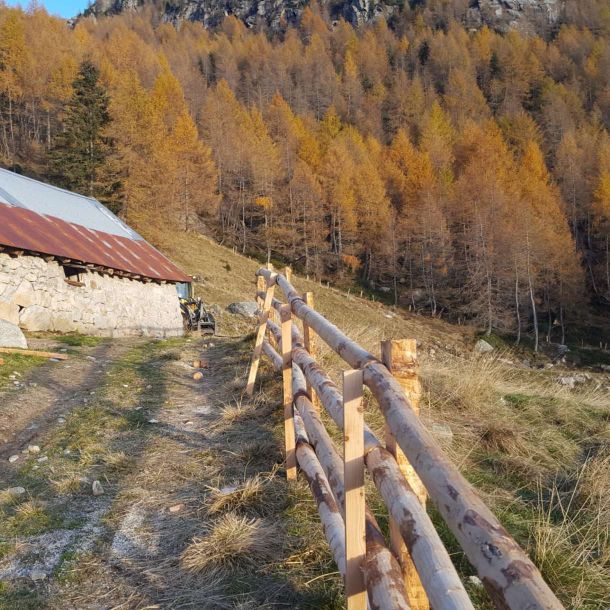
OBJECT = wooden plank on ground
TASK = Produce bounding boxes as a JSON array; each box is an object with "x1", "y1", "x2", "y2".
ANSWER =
[{"x1": 0, "y1": 347, "x2": 68, "y2": 360}]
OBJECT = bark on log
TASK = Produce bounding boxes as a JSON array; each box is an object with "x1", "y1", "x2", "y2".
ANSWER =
[
  {"x1": 258, "y1": 268, "x2": 564, "y2": 610},
  {"x1": 266, "y1": 320, "x2": 472, "y2": 610},
  {"x1": 263, "y1": 340, "x2": 412, "y2": 610},
  {"x1": 296, "y1": 439, "x2": 347, "y2": 577}
]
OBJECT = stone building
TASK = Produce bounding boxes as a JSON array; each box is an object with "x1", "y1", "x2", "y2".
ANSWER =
[{"x1": 0, "y1": 168, "x2": 190, "y2": 337}]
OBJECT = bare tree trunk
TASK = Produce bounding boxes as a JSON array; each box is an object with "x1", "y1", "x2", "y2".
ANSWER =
[
  {"x1": 606, "y1": 234, "x2": 609, "y2": 294},
  {"x1": 184, "y1": 172, "x2": 189, "y2": 232},
  {"x1": 527, "y1": 268, "x2": 538, "y2": 352},
  {"x1": 515, "y1": 269, "x2": 521, "y2": 346}
]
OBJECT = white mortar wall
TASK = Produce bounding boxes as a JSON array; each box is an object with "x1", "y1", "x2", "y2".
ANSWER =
[{"x1": 0, "y1": 252, "x2": 184, "y2": 338}]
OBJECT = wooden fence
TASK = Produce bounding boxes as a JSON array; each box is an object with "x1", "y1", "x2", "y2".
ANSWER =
[{"x1": 246, "y1": 266, "x2": 564, "y2": 610}]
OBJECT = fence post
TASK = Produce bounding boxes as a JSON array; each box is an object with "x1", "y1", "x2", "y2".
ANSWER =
[
  {"x1": 256, "y1": 275, "x2": 265, "y2": 308},
  {"x1": 281, "y1": 304, "x2": 297, "y2": 481},
  {"x1": 267, "y1": 263, "x2": 278, "y2": 327},
  {"x1": 381, "y1": 339, "x2": 428, "y2": 610},
  {"x1": 246, "y1": 280, "x2": 276, "y2": 396},
  {"x1": 302, "y1": 291, "x2": 321, "y2": 411},
  {"x1": 343, "y1": 369, "x2": 367, "y2": 610}
]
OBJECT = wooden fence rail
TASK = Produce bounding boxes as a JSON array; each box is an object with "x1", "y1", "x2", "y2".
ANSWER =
[{"x1": 248, "y1": 267, "x2": 564, "y2": 610}]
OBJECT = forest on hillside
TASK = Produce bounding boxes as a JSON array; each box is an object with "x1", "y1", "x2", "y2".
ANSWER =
[{"x1": 0, "y1": 1, "x2": 608, "y2": 346}]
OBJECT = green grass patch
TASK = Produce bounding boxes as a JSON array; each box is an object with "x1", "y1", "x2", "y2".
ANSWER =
[
  {"x1": 0, "y1": 540, "x2": 15, "y2": 559},
  {"x1": 0, "y1": 354, "x2": 46, "y2": 389},
  {"x1": 55, "y1": 334, "x2": 104, "y2": 347},
  {"x1": 0, "y1": 501, "x2": 62, "y2": 537},
  {"x1": 0, "y1": 583, "x2": 41, "y2": 610},
  {"x1": 503, "y1": 392, "x2": 533, "y2": 408}
]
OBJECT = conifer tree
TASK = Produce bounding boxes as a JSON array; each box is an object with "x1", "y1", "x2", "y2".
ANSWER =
[{"x1": 49, "y1": 60, "x2": 122, "y2": 212}]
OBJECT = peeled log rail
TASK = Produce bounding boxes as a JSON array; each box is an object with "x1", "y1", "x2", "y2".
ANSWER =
[
  {"x1": 258, "y1": 268, "x2": 564, "y2": 610},
  {"x1": 295, "y1": 439, "x2": 348, "y2": 580},
  {"x1": 266, "y1": 320, "x2": 472, "y2": 610},
  {"x1": 262, "y1": 340, "x2": 412, "y2": 610}
]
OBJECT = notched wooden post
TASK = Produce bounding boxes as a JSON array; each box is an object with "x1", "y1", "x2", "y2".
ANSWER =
[
  {"x1": 343, "y1": 369, "x2": 367, "y2": 610},
  {"x1": 381, "y1": 339, "x2": 428, "y2": 610},
  {"x1": 302, "y1": 291, "x2": 321, "y2": 411},
  {"x1": 256, "y1": 275, "x2": 265, "y2": 308},
  {"x1": 246, "y1": 278, "x2": 275, "y2": 396},
  {"x1": 281, "y1": 304, "x2": 297, "y2": 481}
]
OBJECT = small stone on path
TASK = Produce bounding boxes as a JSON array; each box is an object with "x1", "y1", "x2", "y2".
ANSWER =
[
  {"x1": 30, "y1": 569, "x2": 47, "y2": 582},
  {"x1": 27, "y1": 444, "x2": 40, "y2": 454},
  {"x1": 468, "y1": 575, "x2": 483, "y2": 588},
  {"x1": 169, "y1": 504, "x2": 184, "y2": 513},
  {"x1": 8, "y1": 454, "x2": 19, "y2": 463},
  {"x1": 7, "y1": 486, "x2": 26, "y2": 496},
  {"x1": 92, "y1": 480, "x2": 104, "y2": 496}
]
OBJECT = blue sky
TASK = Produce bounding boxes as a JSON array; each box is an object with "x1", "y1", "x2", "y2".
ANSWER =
[{"x1": 6, "y1": 1, "x2": 90, "y2": 18}]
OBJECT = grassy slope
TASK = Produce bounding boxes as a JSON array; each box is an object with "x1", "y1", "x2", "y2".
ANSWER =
[{"x1": 144, "y1": 224, "x2": 609, "y2": 609}]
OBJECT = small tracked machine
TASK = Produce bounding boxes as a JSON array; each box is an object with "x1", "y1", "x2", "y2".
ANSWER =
[{"x1": 177, "y1": 282, "x2": 216, "y2": 335}]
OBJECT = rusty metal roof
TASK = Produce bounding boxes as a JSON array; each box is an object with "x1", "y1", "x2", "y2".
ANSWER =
[{"x1": 0, "y1": 169, "x2": 190, "y2": 283}]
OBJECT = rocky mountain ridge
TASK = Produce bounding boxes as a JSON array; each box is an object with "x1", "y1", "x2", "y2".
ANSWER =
[{"x1": 84, "y1": 0, "x2": 563, "y2": 32}]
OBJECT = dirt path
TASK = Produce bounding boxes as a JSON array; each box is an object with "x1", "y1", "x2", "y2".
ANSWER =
[
  {"x1": 0, "y1": 339, "x2": 133, "y2": 464},
  {"x1": 0, "y1": 335, "x2": 338, "y2": 609}
]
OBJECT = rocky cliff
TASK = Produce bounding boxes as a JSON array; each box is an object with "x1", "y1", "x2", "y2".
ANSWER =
[{"x1": 84, "y1": 0, "x2": 563, "y2": 32}]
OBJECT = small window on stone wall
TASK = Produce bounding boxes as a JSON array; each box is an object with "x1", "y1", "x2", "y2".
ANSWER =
[{"x1": 62, "y1": 265, "x2": 86, "y2": 287}]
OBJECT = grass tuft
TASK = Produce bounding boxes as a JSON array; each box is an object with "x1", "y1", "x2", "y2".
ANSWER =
[{"x1": 181, "y1": 513, "x2": 279, "y2": 573}]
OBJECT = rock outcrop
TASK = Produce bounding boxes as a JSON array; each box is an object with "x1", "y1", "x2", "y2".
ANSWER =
[
  {"x1": 84, "y1": 0, "x2": 563, "y2": 32},
  {"x1": 466, "y1": 0, "x2": 561, "y2": 33}
]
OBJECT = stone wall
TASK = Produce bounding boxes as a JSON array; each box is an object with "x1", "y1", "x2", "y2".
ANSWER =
[{"x1": 0, "y1": 252, "x2": 184, "y2": 338}]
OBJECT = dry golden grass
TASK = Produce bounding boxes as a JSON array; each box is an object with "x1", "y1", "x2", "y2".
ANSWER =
[
  {"x1": 117, "y1": 223, "x2": 609, "y2": 607},
  {"x1": 216, "y1": 398, "x2": 256, "y2": 427},
  {"x1": 206, "y1": 475, "x2": 265, "y2": 515},
  {"x1": 181, "y1": 513, "x2": 280, "y2": 574},
  {"x1": 49, "y1": 474, "x2": 84, "y2": 495},
  {"x1": 531, "y1": 460, "x2": 610, "y2": 608}
]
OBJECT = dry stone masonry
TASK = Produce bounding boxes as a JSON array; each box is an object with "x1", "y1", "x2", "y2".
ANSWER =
[{"x1": 0, "y1": 253, "x2": 184, "y2": 338}]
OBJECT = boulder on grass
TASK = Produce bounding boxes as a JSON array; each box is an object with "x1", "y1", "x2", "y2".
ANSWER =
[
  {"x1": 0, "y1": 319, "x2": 28, "y2": 349},
  {"x1": 474, "y1": 339, "x2": 494, "y2": 353},
  {"x1": 227, "y1": 301, "x2": 259, "y2": 318}
]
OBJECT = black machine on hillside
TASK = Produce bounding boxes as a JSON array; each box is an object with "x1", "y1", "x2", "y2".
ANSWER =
[{"x1": 176, "y1": 282, "x2": 216, "y2": 335}]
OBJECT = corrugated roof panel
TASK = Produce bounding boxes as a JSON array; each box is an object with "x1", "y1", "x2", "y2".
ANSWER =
[
  {"x1": 0, "y1": 169, "x2": 191, "y2": 281},
  {"x1": 0, "y1": 168, "x2": 141, "y2": 240},
  {"x1": 0, "y1": 202, "x2": 191, "y2": 282}
]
